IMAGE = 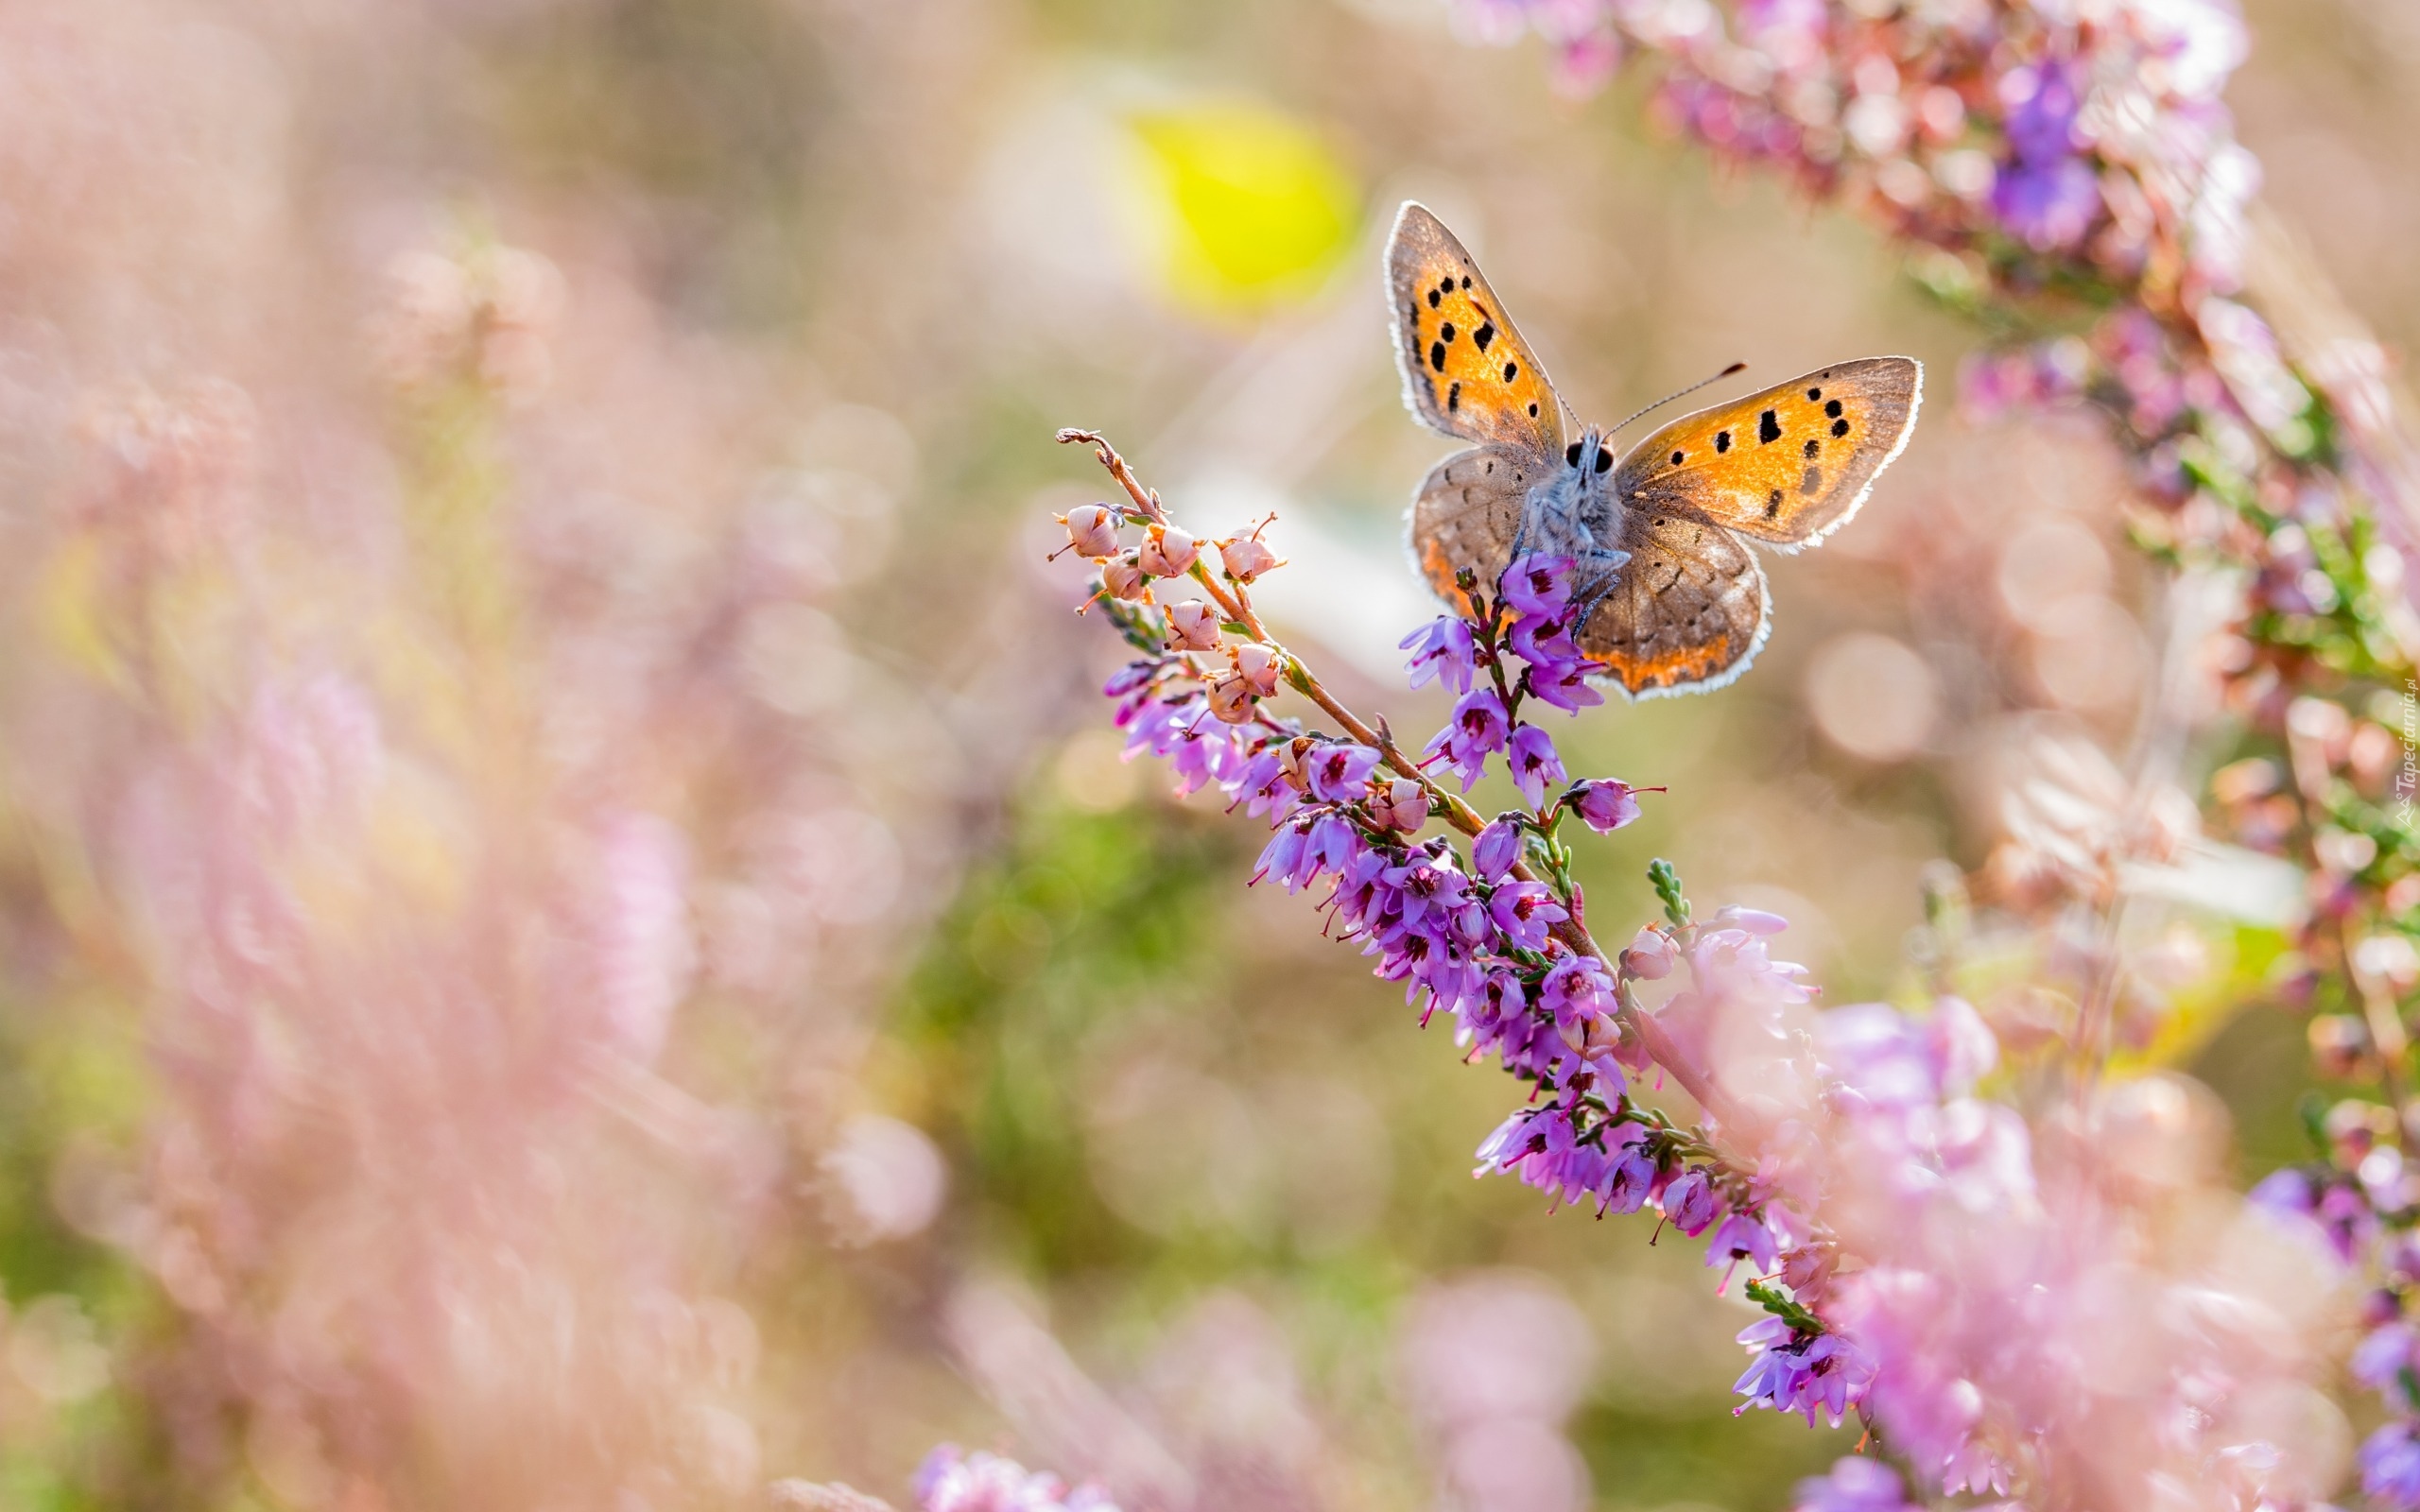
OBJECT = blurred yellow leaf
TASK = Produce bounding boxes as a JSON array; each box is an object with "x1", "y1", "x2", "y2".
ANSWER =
[{"x1": 1122, "y1": 99, "x2": 1359, "y2": 318}]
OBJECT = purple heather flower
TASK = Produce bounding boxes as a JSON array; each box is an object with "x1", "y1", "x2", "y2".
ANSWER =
[
  {"x1": 1706, "y1": 1211, "x2": 1781, "y2": 1276},
  {"x1": 1402, "y1": 615, "x2": 1478, "y2": 695},
  {"x1": 1304, "y1": 741, "x2": 1382, "y2": 803},
  {"x1": 1505, "y1": 723, "x2": 1566, "y2": 808},
  {"x1": 1472, "y1": 814, "x2": 1524, "y2": 880},
  {"x1": 1567, "y1": 779, "x2": 1641, "y2": 833},
  {"x1": 1426, "y1": 687, "x2": 1512, "y2": 790},
  {"x1": 1505, "y1": 610, "x2": 1581, "y2": 668},
  {"x1": 1735, "y1": 1320, "x2": 1870, "y2": 1429},
  {"x1": 1538, "y1": 950, "x2": 1615, "y2": 1031},
  {"x1": 1789, "y1": 1455, "x2": 1916, "y2": 1512},
  {"x1": 2356, "y1": 1325, "x2": 2418, "y2": 1405},
  {"x1": 1522, "y1": 652, "x2": 1605, "y2": 713},
  {"x1": 1599, "y1": 1125, "x2": 1660, "y2": 1213},
  {"x1": 1487, "y1": 880, "x2": 1567, "y2": 953},
  {"x1": 1999, "y1": 62, "x2": 2084, "y2": 168},
  {"x1": 1662, "y1": 1167, "x2": 1721, "y2": 1236},
  {"x1": 1500, "y1": 554, "x2": 1578, "y2": 619},
  {"x1": 2365, "y1": 1421, "x2": 2420, "y2": 1511},
  {"x1": 1992, "y1": 157, "x2": 2102, "y2": 251}
]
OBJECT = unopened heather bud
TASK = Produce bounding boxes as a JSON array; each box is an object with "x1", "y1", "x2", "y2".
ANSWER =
[
  {"x1": 1165, "y1": 600, "x2": 1221, "y2": 651},
  {"x1": 1568, "y1": 779, "x2": 1642, "y2": 834},
  {"x1": 1219, "y1": 533, "x2": 1285, "y2": 582},
  {"x1": 1206, "y1": 672, "x2": 1256, "y2": 724},
  {"x1": 1661, "y1": 1167, "x2": 1720, "y2": 1236},
  {"x1": 1620, "y1": 925, "x2": 1675, "y2": 980},
  {"x1": 1101, "y1": 551, "x2": 1152, "y2": 603},
  {"x1": 1057, "y1": 503, "x2": 1121, "y2": 558},
  {"x1": 1473, "y1": 815, "x2": 1524, "y2": 881},
  {"x1": 1369, "y1": 778, "x2": 1428, "y2": 833},
  {"x1": 1139, "y1": 524, "x2": 1199, "y2": 577},
  {"x1": 1234, "y1": 642, "x2": 1283, "y2": 698}
]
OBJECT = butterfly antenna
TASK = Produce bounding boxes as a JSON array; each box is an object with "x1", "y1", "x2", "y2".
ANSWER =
[
  {"x1": 1607, "y1": 361, "x2": 1748, "y2": 438},
  {"x1": 1557, "y1": 390, "x2": 1582, "y2": 433}
]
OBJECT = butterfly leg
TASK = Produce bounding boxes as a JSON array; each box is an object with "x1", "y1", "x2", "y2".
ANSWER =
[{"x1": 1566, "y1": 544, "x2": 1634, "y2": 634}]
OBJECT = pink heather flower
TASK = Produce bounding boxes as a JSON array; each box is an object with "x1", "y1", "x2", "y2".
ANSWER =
[
  {"x1": 1218, "y1": 532, "x2": 1284, "y2": 582},
  {"x1": 1620, "y1": 925, "x2": 1675, "y2": 980},
  {"x1": 1056, "y1": 503, "x2": 1120, "y2": 558},
  {"x1": 1303, "y1": 742, "x2": 1382, "y2": 803},
  {"x1": 1367, "y1": 778, "x2": 1428, "y2": 834},
  {"x1": 1137, "y1": 524, "x2": 1198, "y2": 577},
  {"x1": 1205, "y1": 672, "x2": 1255, "y2": 725},
  {"x1": 915, "y1": 1447, "x2": 1122, "y2": 1512},
  {"x1": 1164, "y1": 599, "x2": 1220, "y2": 651},
  {"x1": 1599, "y1": 1125, "x2": 1660, "y2": 1213},
  {"x1": 1234, "y1": 642, "x2": 1283, "y2": 698},
  {"x1": 1661, "y1": 1168, "x2": 1720, "y2": 1235},
  {"x1": 1472, "y1": 814, "x2": 1524, "y2": 880},
  {"x1": 1401, "y1": 615, "x2": 1478, "y2": 694},
  {"x1": 1100, "y1": 552, "x2": 1151, "y2": 603},
  {"x1": 1504, "y1": 723, "x2": 1566, "y2": 808},
  {"x1": 1789, "y1": 1455, "x2": 1917, "y2": 1512},
  {"x1": 1710, "y1": 905, "x2": 1788, "y2": 936},
  {"x1": 1568, "y1": 779, "x2": 1640, "y2": 833}
]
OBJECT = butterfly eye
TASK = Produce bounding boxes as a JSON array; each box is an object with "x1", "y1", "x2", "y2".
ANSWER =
[
  {"x1": 1565, "y1": 442, "x2": 1582, "y2": 468},
  {"x1": 1595, "y1": 449, "x2": 1614, "y2": 474}
]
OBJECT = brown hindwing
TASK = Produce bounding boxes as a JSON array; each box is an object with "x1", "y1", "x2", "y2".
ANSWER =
[{"x1": 1576, "y1": 509, "x2": 1770, "y2": 697}]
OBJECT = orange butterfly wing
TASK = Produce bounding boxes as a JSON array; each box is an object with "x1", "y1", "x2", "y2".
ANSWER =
[
  {"x1": 1612, "y1": 358, "x2": 1922, "y2": 549},
  {"x1": 1386, "y1": 203, "x2": 1564, "y2": 460}
]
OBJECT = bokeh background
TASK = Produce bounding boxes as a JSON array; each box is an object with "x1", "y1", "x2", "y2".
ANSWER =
[{"x1": 0, "y1": 0, "x2": 2411, "y2": 1508}]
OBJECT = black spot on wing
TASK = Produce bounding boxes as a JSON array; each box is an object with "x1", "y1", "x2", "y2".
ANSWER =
[
  {"x1": 1527, "y1": 403, "x2": 1538, "y2": 417},
  {"x1": 1803, "y1": 438, "x2": 1821, "y2": 459},
  {"x1": 1806, "y1": 387, "x2": 1822, "y2": 401},
  {"x1": 1430, "y1": 341, "x2": 1446, "y2": 372},
  {"x1": 1716, "y1": 430, "x2": 1731, "y2": 453},
  {"x1": 1758, "y1": 409, "x2": 1781, "y2": 444},
  {"x1": 1824, "y1": 398, "x2": 1843, "y2": 418},
  {"x1": 1447, "y1": 382, "x2": 1461, "y2": 412},
  {"x1": 1441, "y1": 321, "x2": 1457, "y2": 343},
  {"x1": 1832, "y1": 418, "x2": 1851, "y2": 438},
  {"x1": 1766, "y1": 489, "x2": 1783, "y2": 517},
  {"x1": 1669, "y1": 451, "x2": 1685, "y2": 465},
  {"x1": 1475, "y1": 322, "x2": 1495, "y2": 352},
  {"x1": 1427, "y1": 288, "x2": 1441, "y2": 309},
  {"x1": 1460, "y1": 275, "x2": 1472, "y2": 288},
  {"x1": 1503, "y1": 362, "x2": 1518, "y2": 382}
]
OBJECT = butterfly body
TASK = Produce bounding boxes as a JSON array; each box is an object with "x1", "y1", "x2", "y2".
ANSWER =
[{"x1": 1387, "y1": 201, "x2": 1921, "y2": 698}]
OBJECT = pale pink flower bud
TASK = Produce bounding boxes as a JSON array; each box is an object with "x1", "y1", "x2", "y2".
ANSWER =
[
  {"x1": 1206, "y1": 672, "x2": 1256, "y2": 724},
  {"x1": 1277, "y1": 737, "x2": 1312, "y2": 792},
  {"x1": 1057, "y1": 503, "x2": 1121, "y2": 558},
  {"x1": 1219, "y1": 534, "x2": 1285, "y2": 582},
  {"x1": 1234, "y1": 642, "x2": 1283, "y2": 698},
  {"x1": 1139, "y1": 525, "x2": 1198, "y2": 577},
  {"x1": 1165, "y1": 600, "x2": 1221, "y2": 651},
  {"x1": 1621, "y1": 925, "x2": 1675, "y2": 980},
  {"x1": 1101, "y1": 552, "x2": 1152, "y2": 603},
  {"x1": 1368, "y1": 778, "x2": 1427, "y2": 833}
]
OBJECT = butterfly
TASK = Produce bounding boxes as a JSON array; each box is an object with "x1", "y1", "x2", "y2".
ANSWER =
[{"x1": 1387, "y1": 201, "x2": 1922, "y2": 698}]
